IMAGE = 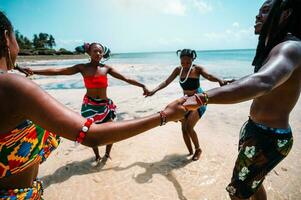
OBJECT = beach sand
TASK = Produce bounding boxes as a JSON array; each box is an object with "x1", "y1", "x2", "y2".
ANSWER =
[{"x1": 32, "y1": 78, "x2": 301, "y2": 200}]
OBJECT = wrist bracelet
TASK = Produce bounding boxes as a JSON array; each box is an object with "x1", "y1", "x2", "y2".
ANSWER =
[
  {"x1": 203, "y1": 92, "x2": 209, "y2": 105},
  {"x1": 76, "y1": 118, "x2": 94, "y2": 144},
  {"x1": 158, "y1": 111, "x2": 167, "y2": 126}
]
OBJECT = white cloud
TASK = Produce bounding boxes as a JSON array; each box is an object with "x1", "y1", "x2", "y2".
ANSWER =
[
  {"x1": 202, "y1": 25, "x2": 256, "y2": 49},
  {"x1": 56, "y1": 39, "x2": 84, "y2": 50},
  {"x1": 112, "y1": 0, "x2": 186, "y2": 16},
  {"x1": 232, "y1": 22, "x2": 240, "y2": 28},
  {"x1": 111, "y1": 0, "x2": 213, "y2": 16},
  {"x1": 192, "y1": 0, "x2": 213, "y2": 14}
]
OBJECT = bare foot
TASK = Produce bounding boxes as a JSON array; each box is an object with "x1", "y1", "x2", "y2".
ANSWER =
[
  {"x1": 192, "y1": 148, "x2": 202, "y2": 161},
  {"x1": 104, "y1": 153, "x2": 112, "y2": 160},
  {"x1": 95, "y1": 156, "x2": 102, "y2": 162}
]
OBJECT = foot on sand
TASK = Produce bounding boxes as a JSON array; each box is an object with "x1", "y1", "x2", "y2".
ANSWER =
[{"x1": 192, "y1": 148, "x2": 202, "y2": 161}]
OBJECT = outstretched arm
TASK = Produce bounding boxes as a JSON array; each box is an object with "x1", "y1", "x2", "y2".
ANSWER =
[
  {"x1": 148, "y1": 67, "x2": 180, "y2": 96},
  {"x1": 197, "y1": 66, "x2": 225, "y2": 86},
  {"x1": 24, "y1": 64, "x2": 81, "y2": 76},
  {"x1": 108, "y1": 66, "x2": 145, "y2": 88},
  {"x1": 107, "y1": 66, "x2": 150, "y2": 95},
  {"x1": 5, "y1": 74, "x2": 186, "y2": 147},
  {"x1": 184, "y1": 41, "x2": 301, "y2": 109}
]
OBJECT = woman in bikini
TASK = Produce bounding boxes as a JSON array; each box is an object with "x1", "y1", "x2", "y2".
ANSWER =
[
  {"x1": 23, "y1": 43, "x2": 150, "y2": 162},
  {"x1": 0, "y1": 11, "x2": 186, "y2": 199},
  {"x1": 147, "y1": 49, "x2": 228, "y2": 160}
]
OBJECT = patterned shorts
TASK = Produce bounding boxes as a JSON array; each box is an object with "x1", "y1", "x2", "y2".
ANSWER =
[{"x1": 226, "y1": 119, "x2": 293, "y2": 198}]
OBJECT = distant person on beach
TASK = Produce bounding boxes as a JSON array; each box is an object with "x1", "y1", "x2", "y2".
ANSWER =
[
  {"x1": 0, "y1": 11, "x2": 186, "y2": 199},
  {"x1": 22, "y1": 42, "x2": 150, "y2": 162},
  {"x1": 146, "y1": 49, "x2": 229, "y2": 161},
  {"x1": 183, "y1": 0, "x2": 301, "y2": 199}
]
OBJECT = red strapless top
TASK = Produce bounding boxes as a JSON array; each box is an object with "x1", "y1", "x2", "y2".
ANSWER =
[{"x1": 83, "y1": 75, "x2": 108, "y2": 89}]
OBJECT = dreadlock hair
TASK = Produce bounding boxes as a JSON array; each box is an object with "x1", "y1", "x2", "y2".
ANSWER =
[
  {"x1": 177, "y1": 49, "x2": 197, "y2": 60},
  {"x1": 252, "y1": 0, "x2": 301, "y2": 72},
  {"x1": 0, "y1": 11, "x2": 13, "y2": 59}
]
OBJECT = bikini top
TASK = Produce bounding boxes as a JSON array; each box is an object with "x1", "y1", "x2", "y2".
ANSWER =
[
  {"x1": 179, "y1": 78, "x2": 200, "y2": 90},
  {"x1": 83, "y1": 75, "x2": 108, "y2": 89},
  {"x1": 179, "y1": 64, "x2": 200, "y2": 90},
  {"x1": 0, "y1": 120, "x2": 60, "y2": 179}
]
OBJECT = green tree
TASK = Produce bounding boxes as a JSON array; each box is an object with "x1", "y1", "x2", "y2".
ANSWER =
[
  {"x1": 15, "y1": 30, "x2": 33, "y2": 49},
  {"x1": 47, "y1": 35, "x2": 56, "y2": 49}
]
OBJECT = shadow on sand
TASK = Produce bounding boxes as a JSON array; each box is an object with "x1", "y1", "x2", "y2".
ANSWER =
[{"x1": 41, "y1": 154, "x2": 192, "y2": 200}]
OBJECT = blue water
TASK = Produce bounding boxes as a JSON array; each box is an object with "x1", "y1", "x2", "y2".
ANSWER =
[{"x1": 23, "y1": 49, "x2": 256, "y2": 90}]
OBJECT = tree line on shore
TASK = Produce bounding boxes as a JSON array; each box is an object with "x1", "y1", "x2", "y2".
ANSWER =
[{"x1": 16, "y1": 31, "x2": 83, "y2": 56}]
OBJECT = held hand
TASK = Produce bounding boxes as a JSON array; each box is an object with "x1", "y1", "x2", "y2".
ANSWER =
[
  {"x1": 163, "y1": 97, "x2": 187, "y2": 122},
  {"x1": 20, "y1": 67, "x2": 34, "y2": 76},
  {"x1": 142, "y1": 87, "x2": 151, "y2": 96},
  {"x1": 218, "y1": 80, "x2": 226, "y2": 86},
  {"x1": 182, "y1": 95, "x2": 203, "y2": 111},
  {"x1": 221, "y1": 79, "x2": 236, "y2": 86},
  {"x1": 145, "y1": 90, "x2": 156, "y2": 97}
]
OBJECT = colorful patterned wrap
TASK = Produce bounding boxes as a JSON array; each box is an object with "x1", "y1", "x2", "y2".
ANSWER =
[
  {"x1": 0, "y1": 120, "x2": 60, "y2": 178},
  {"x1": 81, "y1": 95, "x2": 117, "y2": 123},
  {"x1": 0, "y1": 120, "x2": 60, "y2": 199}
]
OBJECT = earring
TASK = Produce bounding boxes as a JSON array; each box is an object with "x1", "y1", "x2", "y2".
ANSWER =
[{"x1": 6, "y1": 47, "x2": 14, "y2": 70}]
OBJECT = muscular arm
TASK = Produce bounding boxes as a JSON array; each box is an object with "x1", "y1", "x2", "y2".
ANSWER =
[
  {"x1": 108, "y1": 66, "x2": 145, "y2": 88},
  {"x1": 205, "y1": 41, "x2": 301, "y2": 104},
  {"x1": 5, "y1": 74, "x2": 185, "y2": 147},
  {"x1": 151, "y1": 67, "x2": 180, "y2": 94},
  {"x1": 31, "y1": 64, "x2": 81, "y2": 76}
]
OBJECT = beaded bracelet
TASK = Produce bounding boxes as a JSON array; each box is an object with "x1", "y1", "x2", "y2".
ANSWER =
[
  {"x1": 158, "y1": 111, "x2": 167, "y2": 126},
  {"x1": 203, "y1": 92, "x2": 209, "y2": 105},
  {"x1": 76, "y1": 118, "x2": 94, "y2": 143}
]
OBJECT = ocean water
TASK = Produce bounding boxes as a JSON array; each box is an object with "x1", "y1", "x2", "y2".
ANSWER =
[{"x1": 22, "y1": 49, "x2": 256, "y2": 90}]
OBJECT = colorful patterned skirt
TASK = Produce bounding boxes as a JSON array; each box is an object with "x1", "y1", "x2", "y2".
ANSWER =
[{"x1": 81, "y1": 95, "x2": 117, "y2": 123}]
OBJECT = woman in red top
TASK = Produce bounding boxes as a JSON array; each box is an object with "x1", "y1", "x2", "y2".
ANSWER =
[
  {"x1": 0, "y1": 11, "x2": 186, "y2": 199},
  {"x1": 24, "y1": 43, "x2": 150, "y2": 162}
]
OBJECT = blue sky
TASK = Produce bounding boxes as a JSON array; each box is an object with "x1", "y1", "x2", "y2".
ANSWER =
[{"x1": 1, "y1": 0, "x2": 264, "y2": 53}]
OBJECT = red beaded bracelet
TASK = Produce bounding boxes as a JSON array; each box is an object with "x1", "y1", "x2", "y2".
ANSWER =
[{"x1": 76, "y1": 118, "x2": 94, "y2": 143}]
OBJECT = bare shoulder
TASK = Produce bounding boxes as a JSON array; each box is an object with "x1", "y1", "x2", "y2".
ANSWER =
[
  {"x1": 103, "y1": 64, "x2": 112, "y2": 71},
  {"x1": 0, "y1": 73, "x2": 43, "y2": 96},
  {"x1": 193, "y1": 65, "x2": 205, "y2": 73},
  {"x1": 76, "y1": 63, "x2": 86, "y2": 70},
  {"x1": 174, "y1": 66, "x2": 181, "y2": 73},
  {"x1": 272, "y1": 40, "x2": 301, "y2": 62},
  {"x1": 194, "y1": 64, "x2": 204, "y2": 70},
  {"x1": 0, "y1": 73, "x2": 47, "y2": 115}
]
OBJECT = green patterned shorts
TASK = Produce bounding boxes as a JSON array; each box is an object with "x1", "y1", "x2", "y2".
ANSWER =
[{"x1": 226, "y1": 119, "x2": 293, "y2": 198}]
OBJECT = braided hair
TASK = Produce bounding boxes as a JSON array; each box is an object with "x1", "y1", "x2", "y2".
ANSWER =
[
  {"x1": 0, "y1": 11, "x2": 13, "y2": 59},
  {"x1": 177, "y1": 49, "x2": 197, "y2": 60},
  {"x1": 252, "y1": 0, "x2": 301, "y2": 72}
]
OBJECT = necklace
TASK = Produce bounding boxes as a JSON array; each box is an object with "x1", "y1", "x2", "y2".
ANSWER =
[{"x1": 179, "y1": 64, "x2": 194, "y2": 84}]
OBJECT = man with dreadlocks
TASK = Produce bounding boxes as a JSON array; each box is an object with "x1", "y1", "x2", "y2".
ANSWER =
[{"x1": 183, "y1": 0, "x2": 301, "y2": 199}]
